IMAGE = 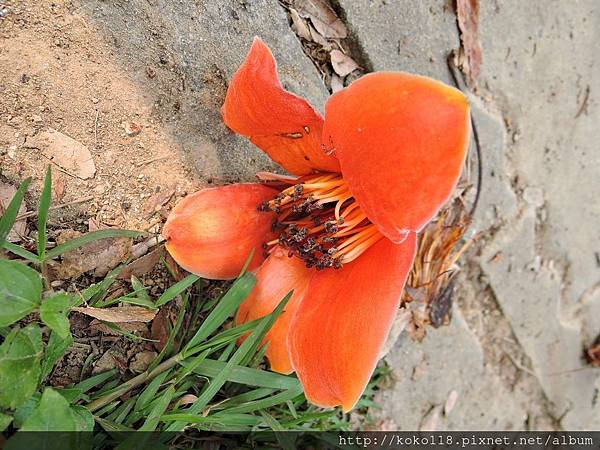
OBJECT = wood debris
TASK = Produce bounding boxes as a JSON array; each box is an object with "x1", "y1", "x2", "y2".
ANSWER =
[{"x1": 456, "y1": 0, "x2": 482, "y2": 89}]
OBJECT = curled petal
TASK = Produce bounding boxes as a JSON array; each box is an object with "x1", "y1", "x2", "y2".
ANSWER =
[
  {"x1": 324, "y1": 72, "x2": 470, "y2": 241},
  {"x1": 288, "y1": 234, "x2": 417, "y2": 411},
  {"x1": 222, "y1": 37, "x2": 340, "y2": 175},
  {"x1": 162, "y1": 184, "x2": 278, "y2": 280},
  {"x1": 236, "y1": 247, "x2": 313, "y2": 374}
]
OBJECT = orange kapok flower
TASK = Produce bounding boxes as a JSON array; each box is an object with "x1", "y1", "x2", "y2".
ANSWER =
[{"x1": 162, "y1": 38, "x2": 470, "y2": 411}]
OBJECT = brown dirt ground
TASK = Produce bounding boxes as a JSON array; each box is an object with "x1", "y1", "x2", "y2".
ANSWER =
[{"x1": 0, "y1": 1, "x2": 200, "y2": 234}]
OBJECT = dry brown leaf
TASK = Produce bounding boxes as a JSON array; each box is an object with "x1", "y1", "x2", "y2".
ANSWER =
[
  {"x1": 151, "y1": 307, "x2": 172, "y2": 352},
  {"x1": 72, "y1": 306, "x2": 157, "y2": 323},
  {"x1": 330, "y1": 49, "x2": 359, "y2": 77},
  {"x1": 89, "y1": 319, "x2": 148, "y2": 335},
  {"x1": 456, "y1": 0, "x2": 482, "y2": 88},
  {"x1": 144, "y1": 189, "x2": 175, "y2": 217},
  {"x1": 330, "y1": 73, "x2": 344, "y2": 93},
  {"x1": 25, "y1": 129, "x2": 96, "y2": 179},
  {"x1": 52, "y1": 229, "x2": 132, "y2": 278},
  {"x1": 289, "y1": 8, "x2": 312, "y2": 41},
  {"x1": 294, "y1": 0, "x2": 347, "y2": 39},
  {"x1": 118, "y1": 247, "x2": 162, "y2": 280},
  {"x1": 177, "y1": 394, "x2": 199, "y2": 406},
  {"x1": 52, "y1": 174, "x2": 66, "y2": 202},
  {"x1": 0, "y1": 182, "x2": 27, "y2": 242},
  {"x1": 307, "y1": 22, "x2": 333, "y2": 49}
]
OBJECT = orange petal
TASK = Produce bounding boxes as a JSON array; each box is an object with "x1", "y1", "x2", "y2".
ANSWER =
[
  {"x1": 236, "y1": 247, "x2": 313, "y2": 374},
  {"x1": 162, "y1": 184, "x2": 278, "y2": 280},
  {"x1": 288, "y1": 234, "x2": 417, "y2": 411},
  {"x1": 222, "y1": 37, "x2": 340, "y2": 175},
  {"x1": 324, "y1": 72, "x2": 470, "y2": 242}
]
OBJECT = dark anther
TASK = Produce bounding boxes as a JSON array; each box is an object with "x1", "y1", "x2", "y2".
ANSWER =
[
  {"x1": 293, "y1": 184, "x2": 304, "y2": 200},
  {"x1": 324, "y1": 221, "x2": 338, "y2": 234}
]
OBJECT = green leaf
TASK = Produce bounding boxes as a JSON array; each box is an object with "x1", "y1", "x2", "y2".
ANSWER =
[
  {"x1": 40, "y1": 292, "x2": 73, "y2": 339},
  {"x1": 71, "y1": 405, "x2": 95, "y2": 432},
  {"x1": 182, "y1": 358, "x2": 300, "y2": 390},
  {"x1": 19, "y1": 387, "x2": 77, "y2": 431},
  {"x1": 0, "y1": 324, "x2": 42, "y2": 409},
  {"x1": 0, "y1": 412, "x2": 13, "y2": 432},
  {"x1": 0, "y1": 241, "x2": 39, "y2": 262},
  {"x1": 56, "y1": 387, "x2": 85, "y2": 403},
  {"x1": 183, "y1": 273, "x2": 256, "y2": 352},
  {"x1": 155, "y1": 273, "x2": 200, "y2": 307},
  {"x1": 131, "y1": 275, "x2": 151, "y2": 303},
  {"x1": 81, "y1": 263, "x2": 126, "y2": 305},
  {"x1": 45, "y1": 229, "x2": 145, "y2": 260},
  {"x1": 37, "y1": 166, "x2": 52, "y2": 260},
  {"x1": 12, "y1": 395, "x2": 40, "y2": 428},
  {"x1": 0, "y1": 177, "x2": 31, "y2": 244},
  {"x1": 41, "y1": 330, "x2": 73, "y2": 380},
  {"x1": 0, "y1": 260, "x2": 42, "y2": 326}
]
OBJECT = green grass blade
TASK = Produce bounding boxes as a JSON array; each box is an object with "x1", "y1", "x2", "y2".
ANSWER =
[
  {"x1": 181, "y1": 358, "x2": 300, "y2": 390},
  {"x1": 75, "y1": 369, "x2": 118, "y2": 393},
  {"x1": 0, "y1": 177, "x2": 31, "y2": 244},
  {"x1": 237, "y1": 248, "x2": 255, "y2": 278},
  {"x1": 260, "y1": 411, "x2": 296, "y2": 449},
  {"x1": 155, "y1": 273, "x2": 199, "y2": 307},
  {"x1": 174, "y1": 292, "x2": 294, "y2": 428},
  {"x1": 36, "y1": 166, "x2": 52, "y2": 260},
  {"x1": 220, "y1": 386, "x2": 304, "y2": 415},
  {"x1": 45, "y1": 229, "x2": 145, "y2": 259},
  {"x1": 0, "y1": 241, "x2": 39, "y2": 262},
  {"x1": 139, "y1": 386, "x2": 174, "y2": 431},
  {"x1": 212, "y1": 387, "x2": 275, "y2": 410},
  {"x1": 134, "y1": 370, "x2": 171, "y2": 413},
  {"x1": 183, "y1": 273, "x2": 256, "y2": 353}
]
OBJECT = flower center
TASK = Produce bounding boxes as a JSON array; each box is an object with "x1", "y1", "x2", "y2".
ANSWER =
[{"x1": 259, "y1": 173, "x2": 384, "y2": 269}]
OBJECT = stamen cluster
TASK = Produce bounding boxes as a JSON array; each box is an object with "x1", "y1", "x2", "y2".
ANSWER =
[{"x1": 259, "y1": 173, "x2": 383, "y2": 269}]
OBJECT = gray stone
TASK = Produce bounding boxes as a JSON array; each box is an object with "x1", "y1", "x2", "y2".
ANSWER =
[
  {"x1": 476, "y1": 0, "x2": 600, "y2": 429},
  {"x1": 82, "y1": 0, "x2": 328, "y2": 181},
  {"x1": 374, "y1": 305, "x2": 528, "y2": 430},
  {"x1": 337, "y1": 0, "x2": 459, "y2": 83}
]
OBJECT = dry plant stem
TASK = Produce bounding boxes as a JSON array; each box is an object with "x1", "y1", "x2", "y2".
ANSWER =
[{"x1": 86, "y1": 353, "x2": 182, "y2": 412}]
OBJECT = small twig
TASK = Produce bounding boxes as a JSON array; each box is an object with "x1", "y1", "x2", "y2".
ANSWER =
[
  {"x1": 504, "y1": 351, "x2": 537, "y2": 377},
  {"x1": 575, "y1": 85, "x2": 590, "y2": 119},
  {"x1": 16, "y1": 195, "x2": 94, "y2": 220},
  {"x1": 447, "y1": 51, "x2": 483, "y2": 220},
  {"x1": 93, "y1": 108, "x2": 100, "y2": 147},
  {"x1": 131, "y1": 235, "x2": 165, "y2": 259},
  {"x1": 135, "y1": 155, "x2": 169, "y2": 167}
]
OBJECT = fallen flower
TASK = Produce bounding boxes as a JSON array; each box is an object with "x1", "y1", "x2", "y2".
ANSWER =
[{"x1": 162, "y1": 38, "x2": 470, "y2": 411}]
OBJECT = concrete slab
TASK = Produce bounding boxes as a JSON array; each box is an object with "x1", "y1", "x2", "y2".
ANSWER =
[
  {"x1": 337, "y1": 0, "x2": 600, "y2": 430},
  {"x1": 81, "y1": 0, "x2": 329, "y2": 182}
]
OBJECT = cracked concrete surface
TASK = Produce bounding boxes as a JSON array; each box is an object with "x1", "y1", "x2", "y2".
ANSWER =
[
  {"x1": 48, "y1": 0, "x2": 600, "y2": 430},
  {"x1": 335, "y1": 0, "x2": 600, "y2": 430}
]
